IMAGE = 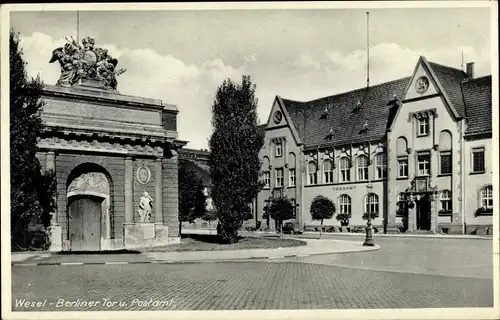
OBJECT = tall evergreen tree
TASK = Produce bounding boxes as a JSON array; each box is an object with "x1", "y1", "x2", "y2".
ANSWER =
[
  {"x1": 209, "y1": 75, "x2": 264, "y2": 243},
  {"x1": 10, "y1": 30, "x2": 56, "y2": 250}
]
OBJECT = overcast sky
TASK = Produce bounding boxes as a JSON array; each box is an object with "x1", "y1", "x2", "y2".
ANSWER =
[{"x1": 10, "y1": 6, "x2": 492, "y2": 149}]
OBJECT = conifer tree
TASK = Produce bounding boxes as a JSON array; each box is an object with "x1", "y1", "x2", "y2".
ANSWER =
[{"x1": 209, "y1": 76, "x2": 264, "y2": 243}]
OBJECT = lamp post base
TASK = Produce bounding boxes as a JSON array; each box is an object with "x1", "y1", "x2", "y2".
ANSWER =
[{"x1": 363, "y1": 221, "x2": 375, "y2": 247}]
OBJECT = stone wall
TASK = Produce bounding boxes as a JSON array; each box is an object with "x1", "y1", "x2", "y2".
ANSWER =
[{"x1": 163, "y1": 157, "x2": 179, "y2": 238}]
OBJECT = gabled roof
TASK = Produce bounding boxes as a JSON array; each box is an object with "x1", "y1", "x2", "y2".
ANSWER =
[
  {"x1": 281, "y1": 77, "x2": 410, "y2": 149},
  {"x1": 268, "y1": 57, "x2": 491, "y2": 148},
  {"x1": 427, "y1": 61, "x2": 468, "y2": 117},
  {"x1": 461, "y1": 75, "x2": 492, "y2": 136}
]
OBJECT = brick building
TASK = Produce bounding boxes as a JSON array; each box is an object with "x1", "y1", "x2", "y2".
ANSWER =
[{"x1": 256, "y1": 56, "x2": 493, "y2": 235}]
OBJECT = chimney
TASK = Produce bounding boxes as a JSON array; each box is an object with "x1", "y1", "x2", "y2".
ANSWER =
[{"x1": 466, "y1": 62, "x2": 475, "y2": 79}]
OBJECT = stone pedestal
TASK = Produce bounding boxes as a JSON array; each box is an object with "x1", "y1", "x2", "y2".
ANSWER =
[
  {"x1": 123, "y1": 223, "x2": 171, "y2": 249},
  {"x1": 48, "y1": 225, "x2": 62, "y2": 252}
]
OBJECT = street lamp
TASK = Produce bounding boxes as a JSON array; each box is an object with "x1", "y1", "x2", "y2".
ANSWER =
[
  {"x1": 361, "y1": 121, "x2": 375, "y2": 247},
  {"x1": 363, "y1": 183, "x2": 375, "y2": 246}
]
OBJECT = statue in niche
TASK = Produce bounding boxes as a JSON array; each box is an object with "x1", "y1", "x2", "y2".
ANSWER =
[{"x1": 138, "y1": 191, "x2": 153, "y2": 223}]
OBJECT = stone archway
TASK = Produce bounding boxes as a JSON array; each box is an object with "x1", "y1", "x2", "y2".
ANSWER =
[{"x1": 67, "y1": 170, "x2": 110, "y2": 251}]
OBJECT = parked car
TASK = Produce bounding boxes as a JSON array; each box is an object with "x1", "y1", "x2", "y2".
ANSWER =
[{"x1": 282, "y1": 222, "x2": 303, "y2": 235}]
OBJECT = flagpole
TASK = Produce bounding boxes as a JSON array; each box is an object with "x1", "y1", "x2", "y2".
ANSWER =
[
  {"x1": 77, "y1": 11, "x2": 80, "y2": 44},
  {"x1": 366, "y1": 11, "x2": 370, "y2": 88}
]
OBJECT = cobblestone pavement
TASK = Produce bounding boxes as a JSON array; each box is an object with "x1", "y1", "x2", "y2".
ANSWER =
[
  {"x1": 288, "y1": 235, "x2": 493, "y2": 279},
  {"x1": 12, "y1": 261, "x2": 493, "y2": 311}
]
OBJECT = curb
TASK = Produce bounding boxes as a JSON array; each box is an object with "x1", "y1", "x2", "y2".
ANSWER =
[
  {"x1": 11, "y1": 246, "x2": 379, "y2": 267},
  {"x1": 298, "y1": 232, "x2": 493, "y2": 240}
]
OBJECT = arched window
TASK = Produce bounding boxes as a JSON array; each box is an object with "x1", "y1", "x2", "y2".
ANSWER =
[
  {"x1": 339, "y1": 157, "x2": 350, "y2": 182},
  {"x1": 375, "y1": 153, "x2": 387, "y2": 179},
  {"x1": 307, "y1": 161, "x2": 318, "y2": 185},
  {"x1": 357, "y1": 155, "x2": 369, "y2": 181},
  {"x1": 440, "y1": 190, "x2": 452, "y2": 212},
  {"x1": 396, "y1": 136, "x2": 408, "y2": 155},
  {"x1": 323, "y1": 159, "x2": 333, "y2": 184},
  {"x1": 339, "y1": 194, "x2": 351, "y2": 214},
  {"x1": 480, "y1": 186, "x2": 493, "y2": 209},
  {"x1": 365, "y1": 193, "x2": 379, "y2": 213}
]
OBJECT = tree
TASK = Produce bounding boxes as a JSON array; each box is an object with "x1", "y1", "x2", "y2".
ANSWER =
[
  {"x1": 209, "y1": 75, "x2": 265, "y2": 243},
  {"x1": 178, "y1": 161, "x2": 207, "y2": 234},
  {"x1": 10, "y1": 30, "x2": 56, "y2": 250},
  {"x1": 268, "y1": 195, "x2": 294, "y2": 236},
  {"x1": 310, "y1": 196, "x2": 335, "y2": 238}
]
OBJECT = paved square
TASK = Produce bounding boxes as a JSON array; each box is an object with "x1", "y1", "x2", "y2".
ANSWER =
[{"x1": 12, "y1": 261, "x2": 492, "y2": 311}]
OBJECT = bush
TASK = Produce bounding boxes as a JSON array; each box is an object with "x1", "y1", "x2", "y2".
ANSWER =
[
  {"x1": 362, "y1": 212, "x2": 379, "y2": 220},
  {"x1": 336, "y1": 213, "x2": 351, "y2": 226},
  {"x1": 474, "y1": 207, "x2": 493, "y2": 217}
]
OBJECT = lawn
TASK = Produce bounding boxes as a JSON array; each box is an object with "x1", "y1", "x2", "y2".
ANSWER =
[{"x1": 138, "y1": 234, "x2": 307, "y2": 252}]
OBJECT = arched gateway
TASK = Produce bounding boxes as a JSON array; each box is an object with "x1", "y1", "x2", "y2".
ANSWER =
[
  {"x1": 37, "y1": 36, "x2": 185, "y2": 251},
  {"x1": 66, "y1": 164, "x2": 111, "y2": 251}
]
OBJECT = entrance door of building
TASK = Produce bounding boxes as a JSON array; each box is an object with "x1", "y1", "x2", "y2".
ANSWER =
[
  {"x1": 68, "y1": 195, "x2": 102, "y2": 251},
  {"x1": 416, "y1": 194, "x2": 431, "y2": 231}
]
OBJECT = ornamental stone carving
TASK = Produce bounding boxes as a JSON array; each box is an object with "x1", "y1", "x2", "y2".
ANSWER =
[
  {"x1": 136, "y1": 165, "x2": 151, "y2": 185},
  {"x1": 49, "y1": 36, "x2": 126, "y2": 90},
  {"x1": 67, "y1": 172, "x2": 109, "y2": 196}
]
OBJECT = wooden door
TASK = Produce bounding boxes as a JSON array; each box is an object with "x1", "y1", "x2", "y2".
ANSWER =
[{"x1": 69, "y1": 196, "x2": 102, "y2": 251}]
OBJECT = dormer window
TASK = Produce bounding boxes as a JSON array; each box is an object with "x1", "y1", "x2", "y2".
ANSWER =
[
  {"x1": 418, "y1": 117, "x2": 429, "y2": 136},
  {"x1": 325, "y1": 128, "x2": 334, "y2": 140},
  {"x1": 320, "y1": 106, "x2": 329, "y2": 119}
]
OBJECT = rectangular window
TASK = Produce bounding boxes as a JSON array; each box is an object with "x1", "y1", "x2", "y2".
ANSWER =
[
  {"x1": 440, "y1": 190, "x2": 452, "y2": 212},
  {"x1": 440, "y1": 151, "x2": 452, "y2": 175},
  {"x1": 275, "y1": 168, "x2": 284, "y2": 187},
  {"x1": 275, "y1": 142, "x2": 283, "y2": 157},
  {"x1": 263, "y1": 172, "x2": 270, "y2": 189},
  {"x1": 289, "y1": 169, "x2": 296, "y2": 187},
  {"x1": 472, "y1": 148, "x2": 485, "y2": 173},
  {"x1": 418, "y1": 117, "x2": 429, "y2": 136},
  {"x1": 357, "y1": 156, "x2": 369, "y2": 181},
  {"x1": 417, "y1": 152, "x2": 430, "y2": 176},
  {"x1": 376, "y1": 154, "x2": 387, "y2": 179},
  {"x1": 398, "y1": 157, "x2": 408, "y2": 178},
  {"x1": 339, "y1": 158, "x2": 350, "y2": 182},
  {"x1": 308, "y1": 162, "x2": 318, "y2": 185},
  {"x1": 323, "y1": 160, "x2": 334, "y2": 184}
]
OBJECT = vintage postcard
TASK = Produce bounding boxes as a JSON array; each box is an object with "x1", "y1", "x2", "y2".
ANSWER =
[{"x1": 1, "y1": 1, "x2": 498, "y2": 320}]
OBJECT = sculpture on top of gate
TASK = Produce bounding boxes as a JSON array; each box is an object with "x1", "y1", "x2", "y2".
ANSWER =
[{"x1": 49, "y1": 36, "x2": 126, "y2": 90}]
